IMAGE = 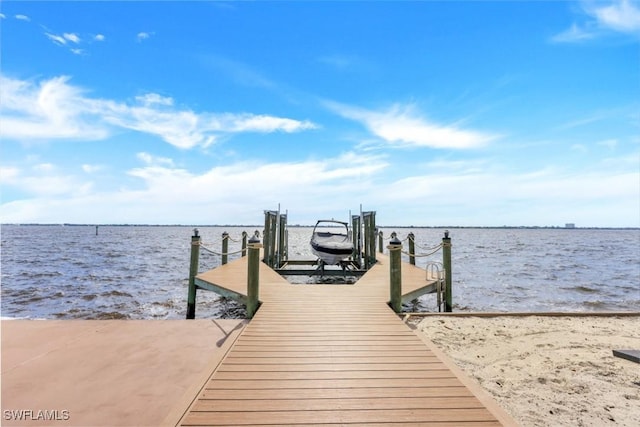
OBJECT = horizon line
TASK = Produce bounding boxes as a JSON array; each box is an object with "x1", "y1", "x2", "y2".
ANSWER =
[{"x1": 2, "y1": 223, "x2": 639, "y2": 230}]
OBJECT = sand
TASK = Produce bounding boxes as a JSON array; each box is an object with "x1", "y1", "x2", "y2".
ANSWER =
[{"x1": 413, "y1": 315, "x2": 640, "y2": 427}]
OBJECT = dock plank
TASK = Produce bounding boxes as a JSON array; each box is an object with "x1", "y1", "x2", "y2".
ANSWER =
[
  {"x1": 200, "y1": 387, "x2": 474, "y2": 400},
  {"x1": 221, "y1": 356, "x2": 441, "y2": 364},
  {"x1": 211, "y1": 369, "x2": 454, "y2": 380},
  {"x1": 218, "y1": 362, "x2": 447, "y2": 371},
  {"x1": 182, "y1": 408, "x2": 499, "y2": 426},
  {"x1": 192, "y1": 396, "x2": 486, "y2": 411}
]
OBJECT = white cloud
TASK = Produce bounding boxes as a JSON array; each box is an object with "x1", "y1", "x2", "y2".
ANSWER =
[
  {"x1": 46, "y1": 33, "x2": 68, "y2": 45},
  {"x1": 43, "y1": 29, "x2": 103, "y2": 53},
  {"x1": 136, "y1": 152, "x2": 175, "y2": 167},
  {"x1": 0, "y1": 75, "x2": 109, "y2": 140},
  {"x1": 0, "y1": 75, "x2": 318, "y2": 148},
  {"x1": 381, "y1": 168, "x2": 640, "y2": 227},
  {"x1": 33, "y1": 163, "x2": 55, "y2": 172},
  {"x1": 137, "y1": 32, "x2": 151, "y2": 42},
  {"x1": 326, "y1": 101, "x2": 496, "y2": 149},
  {"x1": 64, "y1": 33, "x2": 81, "y2": 43},
  {"x1": 15, "y1": 14, "x2": 30, "y2": 22},
  {"x1": 99, "y1": 102, "x2": 211, "y2": 149},
  {"x1": 220, "y1": 114, "x2": 317, "y2": 133},
  {"x1": 551, "y1": 23, "x2": 597, "y2": 43},
  {"x1": 98, "y1": 95, "x2": 317, "y2": 149},
  {"x1": 0, "y1": 13, "x2": 6, "y2": 19},
  {"x1": 1, "y1": 164, "x2": 93, "y2": 197},
  {"x1": 0, "y1": 166, "x2": 21, "y2": 181},
  {"x1": 0, "y1": 152, "x2": 388, "y2": 224},
  {"x1": 591, "y1": 0, "x2": 640, "y2": 33},
  {"x1": 2, "y1": 155, "x2": 637, "y2": 227},
  {"x1": 552, "y1": 0, "x2": 640, "y2": 42},
  {"x1": 45, "y1": 32, "x2": 85, "y2": 54},
  {"x1": 82, "y1": 164, "x2": 103, "y2": 173},
  {"x1": 135, "y1": 93, "x2": 174, "y2": 107}
]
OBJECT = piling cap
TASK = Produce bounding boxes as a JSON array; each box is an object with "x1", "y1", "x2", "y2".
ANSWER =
[
  {"x1": 193, "y1": 228, "x2": 199, "y2": 237},
  {"x1": 249, "y1": 231, "x2": 261, "y2": 244},
  {"x1": 389, "y1": 233, "x2": 402, "y2": 245},
  {"x1": 444, "y1": 230, "x2": 450, "y2": 239}
]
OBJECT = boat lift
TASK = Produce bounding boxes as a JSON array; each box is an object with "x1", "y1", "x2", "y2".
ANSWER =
[{"x1": 262, "y1": 207, "x2": 378, "y2": 278}]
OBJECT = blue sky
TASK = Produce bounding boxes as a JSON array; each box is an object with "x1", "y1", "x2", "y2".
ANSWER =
[{"x1": 1, "y1": 1, "x2": 638, "y2": 227}]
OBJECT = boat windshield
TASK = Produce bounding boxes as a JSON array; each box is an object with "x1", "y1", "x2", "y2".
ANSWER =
[{"x1": 313, "y1": 221, "x2": 349, "y2": 237}]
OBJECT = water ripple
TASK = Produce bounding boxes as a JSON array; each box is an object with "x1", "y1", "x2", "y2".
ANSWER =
[{"x1": 1, "y1": 225, "x2": 638, "y2": 318}]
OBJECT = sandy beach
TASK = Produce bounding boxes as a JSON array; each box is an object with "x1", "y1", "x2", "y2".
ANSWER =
[{"x1": 413, "y1": 315, "x2": 640, "y2": 427}]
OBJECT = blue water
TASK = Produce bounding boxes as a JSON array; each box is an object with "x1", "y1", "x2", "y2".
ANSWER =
[{"x1": 1, "y1": 225, "x2": 638, "y2": 319}]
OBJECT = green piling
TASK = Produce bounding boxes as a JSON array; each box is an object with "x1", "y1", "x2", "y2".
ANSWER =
[
  {"x1": 221, "y1": 231, "x2": 229, "y2": 265},
  {"x1": 186, "y1": 228, "x2": 201, "y2": 319},
  {"x1": 241, "y1": 231, "x2": 248, "y2": 257},
  {"x1": 278, "y1": 213, "x2": 287, "y2": 267},
  {"x1": 368, "y1": 212, "x2": 377, "y2": 264},
  {"x1": 247, "y1": 232, "x2": 262, "y2": 318},
  {"x1": 442, "y1": 230, "x2": 452, "y2": 312},
  {"x1": 263, "y1": 212, "x2": 271, "y2": 264},
  {"x1": 408, "y1": 232, "x2": 416, "y2": 266},
  {"x1": 388, "y1": 233, "x2": 402, "y2": 313},
  {"x1": 378, "y1": 230, "x2": 383, "y2": 253},
  {"x1": 269, "y1": 213, "x2": 277, "y2": 267},
  {"x1": 352, "y1": 215, "x2": 361, "y2": 267}
]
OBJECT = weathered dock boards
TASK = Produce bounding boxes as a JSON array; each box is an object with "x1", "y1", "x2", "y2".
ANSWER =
[{"x1": 179, "y1": 256, "x2": 517, "y2": 426}]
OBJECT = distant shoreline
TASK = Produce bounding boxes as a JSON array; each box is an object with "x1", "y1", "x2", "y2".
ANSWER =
[{"x1": 2, "y1": 223, "x2": 639, "y2": 230}]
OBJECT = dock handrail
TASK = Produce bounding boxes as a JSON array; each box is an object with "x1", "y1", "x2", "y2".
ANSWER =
[
  {"x1": 387, "y1": 231, "x2": 453, "y2": 313},
  {"x1": 425, "y1": 261, "x2": 446, "y2": 312},
  {"x1": 199, "y1": 231, "x2": 254, "y2": 262}
]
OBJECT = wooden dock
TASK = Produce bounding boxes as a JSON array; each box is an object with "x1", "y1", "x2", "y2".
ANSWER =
[{"x1": 178, "y1": 255, "x2": 517, "y2": 426}]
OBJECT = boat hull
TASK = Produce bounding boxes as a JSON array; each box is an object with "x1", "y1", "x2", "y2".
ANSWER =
[{"x1": 311, "y1": 238, "x2": 353, "y2": 265}]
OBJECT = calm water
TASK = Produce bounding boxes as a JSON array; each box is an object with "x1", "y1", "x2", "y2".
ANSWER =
[{"x1": 1, "y1": 225, "x2": 638, "y2": 319}]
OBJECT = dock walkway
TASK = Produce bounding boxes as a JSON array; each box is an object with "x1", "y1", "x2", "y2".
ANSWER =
[{"x1": 179, "y1": 255, "x2": 517, "y2": 426}]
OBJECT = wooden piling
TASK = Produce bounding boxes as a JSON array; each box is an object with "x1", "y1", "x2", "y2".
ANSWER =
[
  {"x1": 408, "y1": 232, "x2": 416, "y2": 265},
  {"x1": 363, "y1": 218, "x2": 370, "y2": 268},
  {"x1": 388, "y1": 233, "x2": 402, "y2": 313},
  {"x1": 351, "y1": 214, "x2": 361, "y2": 266},
  {"x1": 263, "y1": 210, "x2": 277, "y2": 267},
  {"x1": 278, "y1": 213, "x2": 287, "y2": 266},
  {"x1": 378, "y1": 230, "x2": 383, "y2": 253},
  {"x1": 443, "y1": 230, "x2": 452, "y2": 312},
  {"x1": 241, "y1": 231, "x2": 248, "y2": 257},
  {"x1": 246, "y1": 232, "x2": 262, "y2": 318},
  {"x1": 263, "y1": 211, "x2": 271, "y2": 264},
  {"x1": 221, "y1": 232, "x2": 229, "y2": 265},
  {"x1": 186, "y1": 229, "x2": 201, "y2": 319},
  {"x1": 269, "y1": 213, "x2": 277, "y2": 267},
  {"x1": 363, "y1": 212, "x2": 377, "y2": 268}
]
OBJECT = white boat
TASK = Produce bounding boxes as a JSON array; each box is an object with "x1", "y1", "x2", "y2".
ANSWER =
[{"x1": 310, "y1": 220, "x2": 354, "y2": 265}]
